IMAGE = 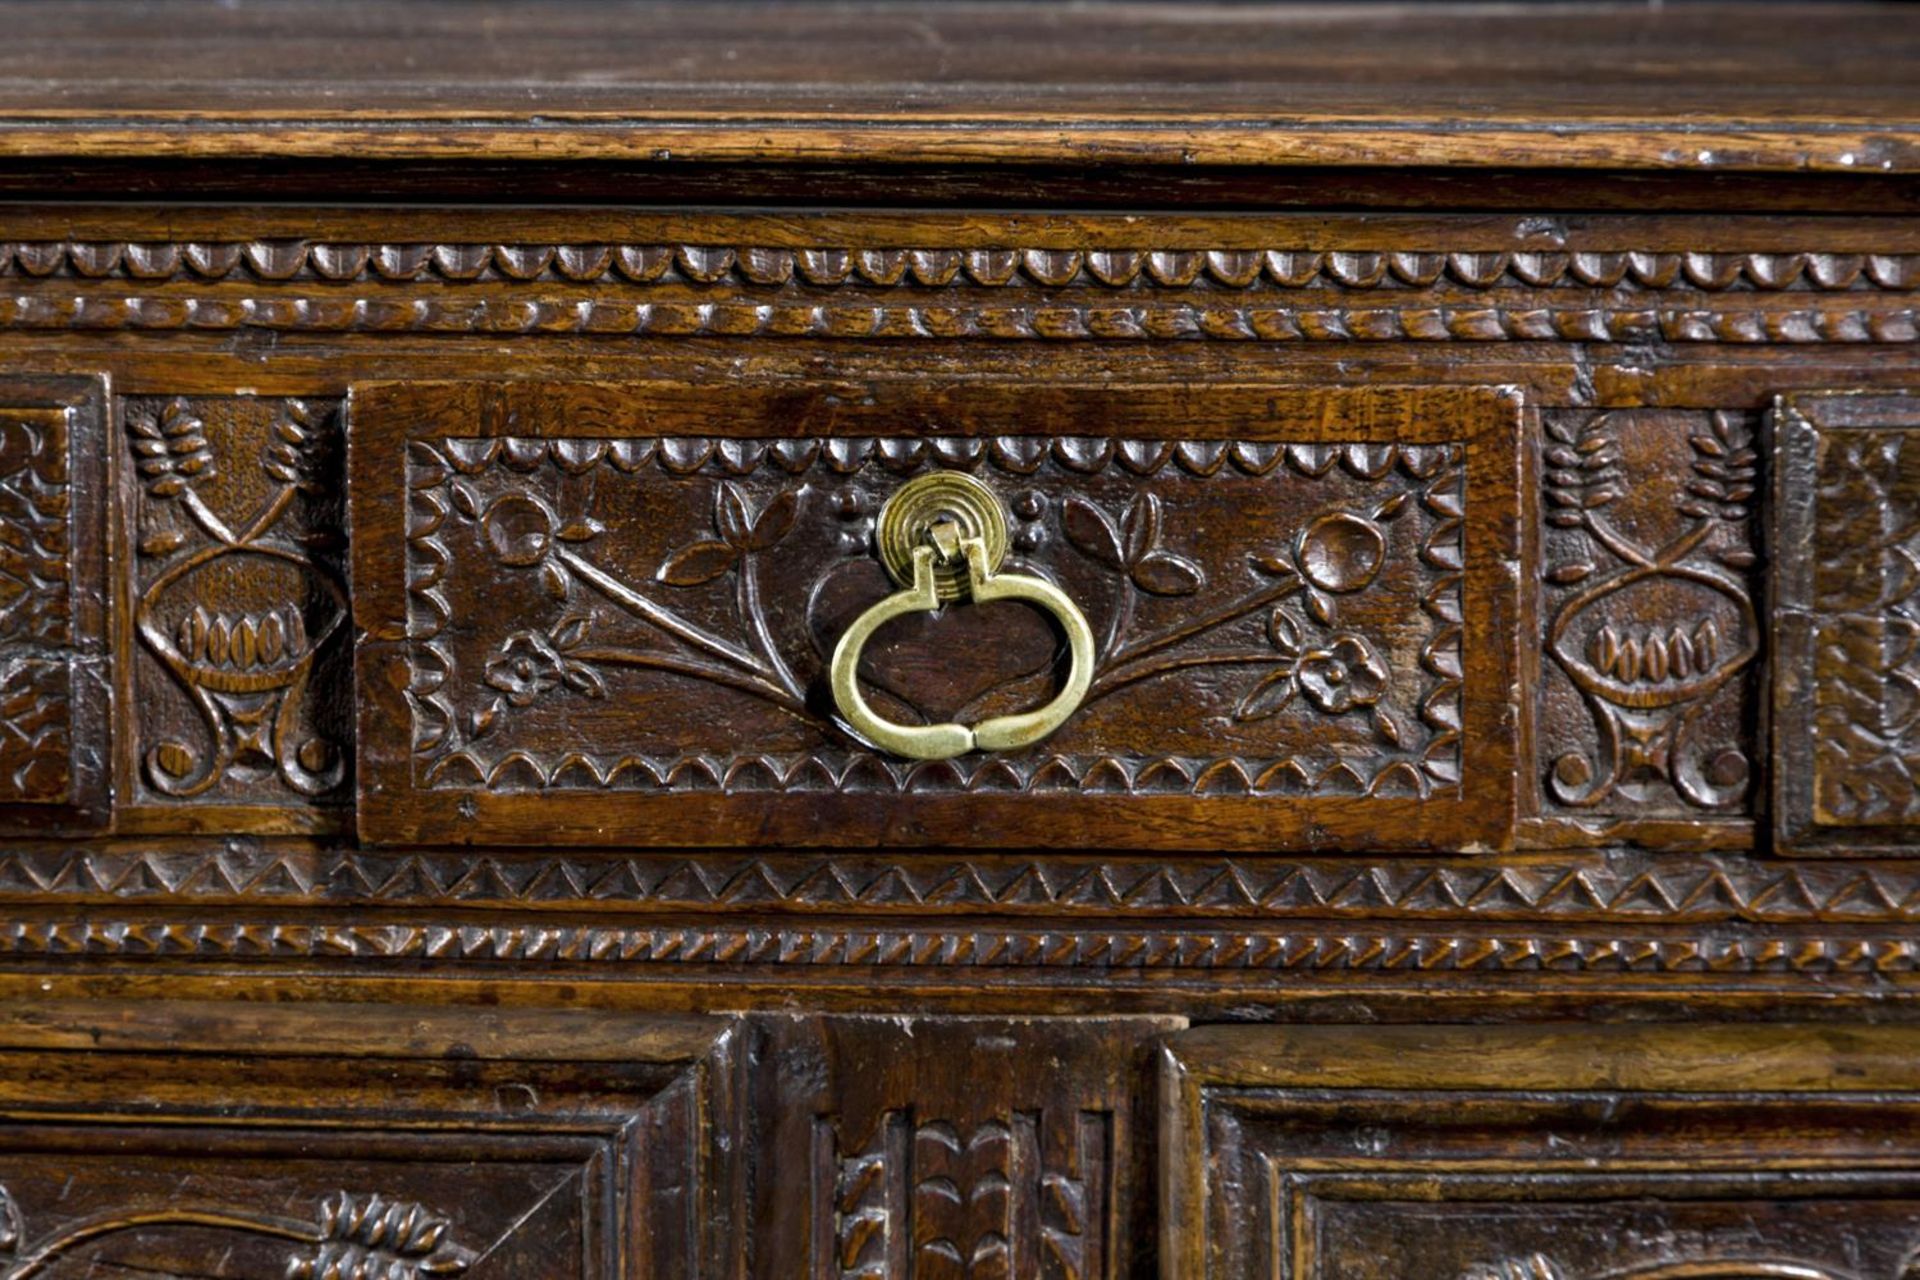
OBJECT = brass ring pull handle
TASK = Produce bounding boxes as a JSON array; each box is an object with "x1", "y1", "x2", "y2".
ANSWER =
[{"x1": 829, "y1": 473, "x2": 1095, "y2": 761}]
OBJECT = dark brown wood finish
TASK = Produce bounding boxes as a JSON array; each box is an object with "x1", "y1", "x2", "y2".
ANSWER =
[{"x1": 0, "y1": 3, "x2": 1918, "y2": 1276}]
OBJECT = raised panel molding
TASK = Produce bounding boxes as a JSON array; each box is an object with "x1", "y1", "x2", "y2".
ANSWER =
[
  {"x1": 0, "y1": 1002, "x2": 745, "y2": 1280},
  {"x1": 1538, "y1": 409, "x2": 1760, "y2": 820},
  {"x1": 759, "y1": 1016, "x2": 1176, "y2": 1280},
  {"x1": 351, "y1": 380, "x2": 1522, "y2": 852},
  {"x1": 115, "y1": 394, "x2": 351, "y2": 833},
  {"x1": 0, "y1": 376, "x2": 106, "y2": 829},
  {"x1": 1161, "y1": 1024, "x2": 1920, "y2": 1280},
  {"x1": 1773, "y1": 390, "x2": 1920, "y2": 852}
]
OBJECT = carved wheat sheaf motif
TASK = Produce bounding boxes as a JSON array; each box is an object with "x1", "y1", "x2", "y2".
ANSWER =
[
  {"x1": 1541, "y1": 410, "x2": 1760, "y2": 815},
  {"x1": 819, "y1": 1111, "x2": 1107, "y2": 1280},
  {"x1": 404, "y1": 435, "x2": 1464, "y2": 797},
  {"x1": 124, "y1": 396, "x2": 349, "y2": 803},
  {"x1": 0, "y1": 1182, "x2": 471, "y2": 1280}
]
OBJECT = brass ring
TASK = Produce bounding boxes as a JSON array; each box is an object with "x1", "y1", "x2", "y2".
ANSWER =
[{"x1": 830, "y1": 535, "x2": 1095, "y2": 761}]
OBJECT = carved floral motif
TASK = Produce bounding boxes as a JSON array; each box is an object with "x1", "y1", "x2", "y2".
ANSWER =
[
  {"x1": 405, "y1": 435, "x2": 1463, "y2": 796},
  {"x1": 1541, "y1": 410, "x2": 1759, "y2": 814},
  {"x1": 820, "y1": 1110, "x2": 1107, "y2": 1280},
  {"x1": 0, "y1": 1182, "x2": 470, "y2": 1280},
  {"x1": 125, "y1": 396, "x2": 348, "y2": 803}
]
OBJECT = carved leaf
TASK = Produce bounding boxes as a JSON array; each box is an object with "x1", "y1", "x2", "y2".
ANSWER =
[
  {"x1": 291, "y1": 1191, "x2": 473, "y2": 1280},
  {"x1": 657, "y1": 540, "x2": 740, "y2": 587},
  {"x1": 1121, "y1": 492, "x2": 1161, "y2": 565},
  {"x1": 1061, "y1": 496, "x2": 1124, "y2": 569},
  {"x1": 715, "y1": 482, "x2": 752, "y2": 548},
  {"x1": 551, "y1": 614, "x2": 590, "y2": 651},
  {"x1": 1250, "y1": 550, "x2": 1299, "y2": 579},
  {"x1": 558, "y1": 659, "x2": 608, "y2": 699},
  {"x1": 139, "y1": 528, "x2": 187, "y2": 557},
  {"x1": 748, "y1": 489, "x2": 799, "y2": 551},
  {"x1": 1234, "y1": 668, "x2": 1299, "y2": 722},
  {"x1": 1270, "y1": 608, "x2": 1303, "y2": 654},
  {"x1": 1130, "y1": 551, "x2": 1203, "y2": 596}
]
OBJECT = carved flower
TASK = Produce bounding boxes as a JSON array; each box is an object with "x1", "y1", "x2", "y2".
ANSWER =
[
  {"x1": 481, "y1": 618, "x2": 605, "y2": 718},
  {"x1": 484, "y1": 631, "x2": 566, "y2": 706},
  {"x1": 1297, "y1": 633, "x2": 1388, "y2": 713}
]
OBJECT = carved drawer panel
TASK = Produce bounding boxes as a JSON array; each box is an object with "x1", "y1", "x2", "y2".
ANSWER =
[
  {"x1": 1161, "y1": 1023, "x2": 1920, "y2": 1279},
  {"x1": 350, "y1": 379, "x2": 1523, "y2": 850},
  {"x1": 0, "y1": 1002, "x2": 744, "y2": 1279}
]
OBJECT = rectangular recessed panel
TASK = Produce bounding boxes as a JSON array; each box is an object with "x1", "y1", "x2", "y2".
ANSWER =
[
  {"x1": 1773, "y1": 389, "x2": 1920, "y2": 853},
  {"x1": 1164, "y1": 1024, "x2": 1920, "y2": 1279},
  {"x1": 351, "y1": 380, "x2": 1523, "y2": 850},
  {"x1": 0, "y1": 377, "x2": 106, "y2": 828}
]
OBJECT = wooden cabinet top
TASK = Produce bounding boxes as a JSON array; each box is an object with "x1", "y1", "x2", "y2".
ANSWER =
[{"x1": 1, "y1": 0, "x2": 1915, "y2": 171}]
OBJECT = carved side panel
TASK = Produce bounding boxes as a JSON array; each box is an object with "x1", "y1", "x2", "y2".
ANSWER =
[
  {"x1": 760, "y1": 1016, "x2": 1174, "y2": 1280},
  {"x1": 116, "y1": 395, "x2": 350, "y2": 831},
  {"x1": 0, "y1": 376, "x2": 105, "y2": 828},
  {"x1": 1536, "y1": 409, "x2": 1761, "y2": 824},
  {"x1": 353, "y1": 380, "x2": 1522, "y2": 851},
  {"x1": 0, "y1": 1003, "x2": 743, "y2": 1280},
  {"x1": 1162, "y1": 1024, "x2": 1920, "y2": 1280},
  {"x1": 1774, "y1": 390, "x2": 1920, "y2": 852}
]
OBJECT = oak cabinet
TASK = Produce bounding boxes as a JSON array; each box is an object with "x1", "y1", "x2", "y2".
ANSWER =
[{"x1": 0, "y1": 1, "x2": 1917, "y2": 1275}]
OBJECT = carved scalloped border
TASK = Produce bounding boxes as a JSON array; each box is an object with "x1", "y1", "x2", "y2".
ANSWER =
[
  {"x1": 4, "y1": 242, "x2": 1917, "y2": 292},
  {"x1": 3, "y1": 292, "x2": 1913, "y2": 342},
  {"x1": 404, "y1": 436, "x2": 1465, "y2": 798}
]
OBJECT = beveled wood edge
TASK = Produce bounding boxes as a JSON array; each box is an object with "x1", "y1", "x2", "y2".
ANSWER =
[
  {"x1": 0, "y1": 118, "x2": 1911, "y2": 174},
  {"x1": 0, "y1": 997, "x2": 731, "y2": 1062},
  {"x1": 1160, "y1": 1021, "x2": 1920, "y2": 1092}
]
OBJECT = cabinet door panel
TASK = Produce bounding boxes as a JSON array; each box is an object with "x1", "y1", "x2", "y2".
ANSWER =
[
  {"x1": 1162, "y1": 1024, "x2": 1920, "y2": 1279},
  {"x1": 0, "y1": 1002, "x2": 744, "y2": 1280}
]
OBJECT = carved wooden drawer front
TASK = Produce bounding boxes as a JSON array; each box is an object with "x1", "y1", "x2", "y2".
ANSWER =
[
  {"x1": 350, "y1": 379, "x2": 1522, "y2": 850},
  {"x1": 0, "y1": 1002, "x2": 744, "y2": 1279},
  {"x1": 1161, "y1": 1024, "x2": 1920, "y2": 1279}
]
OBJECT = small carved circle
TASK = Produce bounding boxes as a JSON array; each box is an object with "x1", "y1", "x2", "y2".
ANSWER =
[
  {"x1": 875, "y1": 471, "x2": 1010, "y2": 602},
  {"x1": 297, "y1": 738, "x2": 336, "y2": 774},
  {"x1": 1704, "y1": 748, "x2": 1750, "y2": 790},
  {"x1": 482, "y1": 495, "x2": 555, "y2": 566},
  {"x1": 1552, "y1": 752, "x2": 1594, "y2": 790},
  {"x1": 1013, "y1": 490, "x2": 1047, "y2": 521},
  {"x1": 1297, "y1": 512, "x2": 1386, "y2": 594}
]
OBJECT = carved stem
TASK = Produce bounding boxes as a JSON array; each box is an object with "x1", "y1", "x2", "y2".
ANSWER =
[
  {"x1": 3, "y1": 1209, "x2": 317, "y2": 1280},
  {"x1": 739, "y1": 552, "x2": 804, "y2": 702},
  {"x1": 1101, "y1": 578, "x2": 1304, "y2": 672},
  {"x1": 555, "y1": 546, "x2": 773, "y2": 679},
  {"x1": 1086, "y1": 649, "x2": 1286, "y2": 703},
  {"x1": 573, "y1": 646, "x2": 809, "y2": 716}
]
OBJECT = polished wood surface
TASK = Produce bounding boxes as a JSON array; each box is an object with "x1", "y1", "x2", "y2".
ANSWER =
[
  {"x1": 0, "y1": 2, "x2": 1917, "y2": 1275},
  {"x1": 0, "y1": 1, "x2": 1912, "y2": 170}
]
